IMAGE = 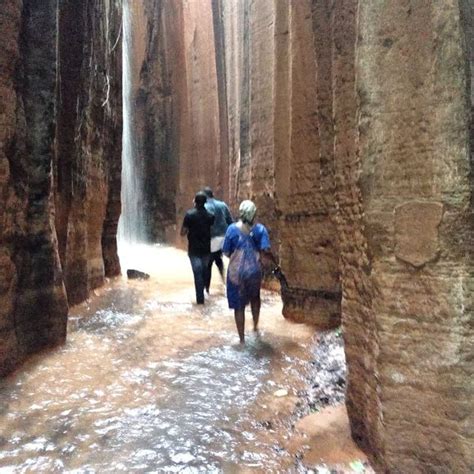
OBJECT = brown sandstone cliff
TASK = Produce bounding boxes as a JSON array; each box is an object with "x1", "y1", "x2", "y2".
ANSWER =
[
  {"x1": 216, "y1": 0, "x2": 341, "y2": 326},
  {"x1": 0, "y1": 0, "x2": 122, "y2": 375},
  {"x1": 55, "y1": 0, "x2": 122, "y2": 304},
  {"x1": 0, "y1": 0, "x2": 68, "y2": 375},
  {"x1": 132, "y1": 0, "x2": 473, "y2": 471},
  {"x1": 2, "y1": 0, "x2": 471, "y2": 471},
  {"x1": 131, "y1": 0, "x2": 223, "y2": 242},
  {"x1": 352, "y1": 2, "x2": 474, "y2": 470}
]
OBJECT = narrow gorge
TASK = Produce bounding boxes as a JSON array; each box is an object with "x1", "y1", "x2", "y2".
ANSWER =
[{"x1": 0, "y1": 1, "x2": 473, "y2": 472}]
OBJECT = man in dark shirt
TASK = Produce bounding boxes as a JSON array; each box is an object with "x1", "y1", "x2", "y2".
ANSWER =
[{"x1": 180, "y1": 191, "x2": 215, "y2": 304}]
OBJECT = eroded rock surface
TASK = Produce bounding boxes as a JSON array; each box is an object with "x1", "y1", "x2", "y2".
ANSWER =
[
  {"x1": 1, "y1": 0, "x2": 473, "y2": 472},
  {"x1": 55, "y1": 0, "x2": 122, "y2": 304},
  {"x1": 354, "y1": 2, "x2": 474, "y2": 471},
  {"x1": 0, "y1": 0, "x2": 68, "y2": 375},
  {"x1": 131, "y1": 0, "x2": 223, "y2": 242},
  {"x1": 0, "y1": 0, "x2": 122, "y2": 374},
  {"x1": 129, "y1": 0, "x2": 473, "y2": 471}
]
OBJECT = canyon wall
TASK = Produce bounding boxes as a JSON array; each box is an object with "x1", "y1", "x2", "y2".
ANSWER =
[
  {"x1": 132, "y1": 0, "x2": 181, "y2": 241},
  {"x1": 329, "y1": 0, "x2": 383, "y2": 466},
  {"x1": 132, "y1": 0, "x2": 223, "y2": 242},
  {"x1": 56, "y1": 0, "x2": 122, "y2": 304},
  {"x1": 276, "y1": 0, "x2": 340, "y2": 326},
  {"x1": 0, "y1": 0, "x2": 122, "y2": 374},
  {"x1": 353, "y1": 2, "x2": 474, "y2": 471},
  {"x1": 134, "y1": 0, "x2": 473, "y2": 470},
  {"x1": 0, "y1": 0, "x2": 68, "y2": 375},
  {"x1": 218, "y1": 0, "x2": 341, "y2": 326}
]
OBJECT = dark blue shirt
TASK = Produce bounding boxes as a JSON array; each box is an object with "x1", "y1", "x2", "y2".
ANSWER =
[
  {"x1": 223, "y1": 223, "x2": 271, "y2": 256},
  {"x1": 205, "y1": 198, "x2": 233, "y2": 238}
]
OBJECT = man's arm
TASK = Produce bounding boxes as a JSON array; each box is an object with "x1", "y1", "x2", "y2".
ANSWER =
[
  {"x1": 224, "y1": 205, "x2": 233, "y2": 226},
  {"x1": 180, "y1": 214, "x2": 189, "y2": 236}
]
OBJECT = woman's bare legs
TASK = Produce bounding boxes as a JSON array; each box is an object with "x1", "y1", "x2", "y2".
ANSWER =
[
  {"x1": 234, "y1": 296, "x2": 260, "y2": 343},
  {"x1": 250, "y1": 296, "x2": 261, "y2": 331},
  {"x1": 234, "y1": 309, "x2": 245, "y2": 343}
]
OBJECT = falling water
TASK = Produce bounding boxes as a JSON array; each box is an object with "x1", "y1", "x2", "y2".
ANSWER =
[{"x1": 118, "y1": 0, "x2": 146, "y2": 247}]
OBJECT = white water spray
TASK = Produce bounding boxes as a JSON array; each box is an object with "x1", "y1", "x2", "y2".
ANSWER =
[{"x1": 118, "y1": 0, "x2": 146, "y2": 250}]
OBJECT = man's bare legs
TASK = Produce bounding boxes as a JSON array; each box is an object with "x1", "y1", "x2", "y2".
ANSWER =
[
  {"x1": 250, "y1": 296, "x2": 261, "y2": 332},
  {"x1": 234, "y1": 309, "x2": 245, "y2": 343}
]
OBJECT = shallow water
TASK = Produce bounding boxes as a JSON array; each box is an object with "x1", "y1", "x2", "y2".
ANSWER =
[{"x1": 0, "y1": 245, "x2": 317, "y2": 473}]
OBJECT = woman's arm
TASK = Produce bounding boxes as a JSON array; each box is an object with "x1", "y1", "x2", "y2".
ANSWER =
[
  {"x1": 260, "y1": 249, "x2": 279, "y2": 270},
  {"x1": 222, "y1": 225, "x2": 235, "y2": 257},
  {"x1": 256, "y1": 224, "x2": 279, "y2": 270}
]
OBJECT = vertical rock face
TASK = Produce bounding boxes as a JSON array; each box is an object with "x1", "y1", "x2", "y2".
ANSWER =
[
  {"x1": 217, "y1": 0, "x2": 249, "y2": 210},
  {"x1": 0, "y1": 0, "x2": 22, "y2": 374},
  {"x1": 55, "y1": 0, "x2": 122, "y2": 304},
  {"x1": 134, "y1": 0, "x2": 473, "y2": 470},
  {"x1": 0, "y1": 0, "x2": 122, "y2": 375},
  {"x1": 131, "y1": 0, "x2": 180, "y2": 241},
  {"x1": 0, "y1": 0, "x2": 68, "y2": 375},
  {"x1": 179, "y1": 0, "x2": 222, "y2": 217},
  {"x1": 133, "y1": 0, "x2": 222, "y2": 241},
  {"x1": 277, "y1": 0, "x2": 340, "y2": 326},
  {"x1": 218, "y1": 0, "x2": 341, "y2": 326},
  {"x1": 211, "y1": 0, "x2": 230, "y2": 205},
  {"x1": 330, "y1": 0, "x2": 383, "y2": 466},
  {"x1": 353, "y1": 2, "x2": 474, "y2": 471}
]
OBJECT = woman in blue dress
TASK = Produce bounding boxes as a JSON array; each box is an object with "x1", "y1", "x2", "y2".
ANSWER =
[{"x1": 223, "y1": 200, "x2": 279, "y2": 343}]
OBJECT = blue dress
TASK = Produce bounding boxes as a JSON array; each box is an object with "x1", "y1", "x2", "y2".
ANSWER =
[{"x1": 222, "y1": 223, "x2": 271, "y2": 310}]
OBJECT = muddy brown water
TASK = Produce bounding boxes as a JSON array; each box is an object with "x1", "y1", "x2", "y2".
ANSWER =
[{"x1": 0, "y1": 245, "x2": 338, "y2": 472}]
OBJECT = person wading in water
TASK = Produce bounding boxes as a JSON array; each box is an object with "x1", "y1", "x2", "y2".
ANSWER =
[
  {"x1": 222, "y1": 200, "x2": 279, "y2": 343},
  {"x1": 181, "y1": 192, "x2": 215, "y2": 305},
  {"x1": 203, "y1": 186, "x2": 233, "y2": 293}
]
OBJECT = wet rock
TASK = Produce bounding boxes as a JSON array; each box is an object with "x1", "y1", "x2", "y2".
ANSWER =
[
  {"x1": 126, "y1": 269, "x2": 150, "y2": 280},
  {"x1": 302, "y1": 331, "x2": 347, "y2": 413},
  {"x1": 0, "y1": 0, "x2": 68, "y2": 376},
  {"x1": 55, "y1": 0, "x2": 122, "y2": 304},
  {"x1": 291, "y1": 405, "x2": 371, "y2": 470},
  {"x1": 0, "y1": 0, "x2": 121, "y2": 375},
  {"x1": 131, "y1": 0, "x2": 222, "y2": 242}
]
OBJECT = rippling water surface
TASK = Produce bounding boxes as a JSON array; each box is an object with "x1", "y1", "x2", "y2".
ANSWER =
[{"x1": 0, "y1": 245, "x2": 316, "y2": 472}]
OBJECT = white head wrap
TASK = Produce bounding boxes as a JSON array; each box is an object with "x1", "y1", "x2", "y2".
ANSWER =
[{"x1": 239, "y1": 200, "x2": 257, "y2": 224}]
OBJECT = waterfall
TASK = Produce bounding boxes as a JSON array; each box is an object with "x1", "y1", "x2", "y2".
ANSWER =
[{"x1": 118, "y1": 0, "x2": 146, "y2": 247}]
